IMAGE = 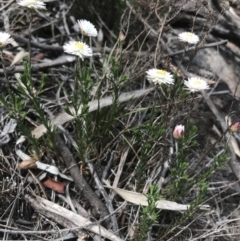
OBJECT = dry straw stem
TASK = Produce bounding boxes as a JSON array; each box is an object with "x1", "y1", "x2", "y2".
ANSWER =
[
  {"x1": 31, "y1": 88, "x2": 153, "y2": 138},
  {"x1": 25, "y1": 194, "x2": 124, "y2": 241}
]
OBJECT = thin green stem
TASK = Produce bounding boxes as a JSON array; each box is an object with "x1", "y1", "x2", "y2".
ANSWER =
[{"x1": 89, "y1": 37, "x2": 93, "y2": 67}]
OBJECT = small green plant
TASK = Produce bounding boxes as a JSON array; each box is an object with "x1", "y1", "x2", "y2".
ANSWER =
[
  {"x1": 159, "y1": 181, "x2": 209, "y2": 239},
  {"x1": 133, "y1": 106, "x2": 166, "y2": 190},
  {"x1": 134, "y1": 184, "x2": 161, "y2": 241},
  {"x1": 166, "y1": 125, "x2": 198, "y2": 199},
  {"x1": 63, "y1": 45, "x2": 129, "y2": 162},
  {"x1": 0, "y1": 60, "x2": 56, "y2": 157}
]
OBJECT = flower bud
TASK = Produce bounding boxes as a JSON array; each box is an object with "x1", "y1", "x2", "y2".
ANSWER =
[
  {"x1": 230, "y1": 122, "x2": 240, "y2": 132},
  {"x1": 119, "y1": 30, "x2": 125, "y2": 42},
  {"x1": 173, "y1": 124, "x2": 185, "y2": 139}
]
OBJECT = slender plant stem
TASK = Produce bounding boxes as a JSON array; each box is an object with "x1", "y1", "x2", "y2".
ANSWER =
[
  {"x1": 28, "y1": 10, "x2": 33, "y2": 78},
  {"x1": 0, "y1": 49, "x2": 9, "y2": 86},
  {"x1": 175, "y1": 140, "x2": 179, "y2": 162}
]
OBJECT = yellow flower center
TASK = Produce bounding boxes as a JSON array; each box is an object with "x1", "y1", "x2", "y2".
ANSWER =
[
  {"x1": 193, "y1": 79, "x2": 202, "y2": 86},
  {"x1": 157, "y1": 70, "x2": 167, "y2": 76},
  {"x1": 74, "y1": 42, "x2": 85, "y2": 50},
  {"x1": 185, "y1": 33, "x2": 194, "y2": 39}
]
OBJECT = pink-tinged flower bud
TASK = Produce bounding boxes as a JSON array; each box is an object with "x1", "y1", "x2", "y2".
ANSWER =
[
  {"x1": 230, "y1": 122, "x2": 240, "y2": 132},
  {"x1": 173, "y1": 125, "x2": 185, "y2": 139}
]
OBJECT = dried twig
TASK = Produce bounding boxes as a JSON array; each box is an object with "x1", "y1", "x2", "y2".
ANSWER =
[
  {"x1": 10, "y1": 33, "x2": 111, "y2": 53},
  {"x1": 54, "y1": 134, "x2": 111, "y2": 227},
  {"x1": 162, "y1": 40, "x2": 228, "y2": 58},
  {"x1": 0, "y1": 56, "x2": 76, "y2": 74},
  {"x1": 25, "y1": 194, "x2": 124, "y2": 241},
  {"x1": 88, "y1": 162, "x2": 120, "y2": 236}
]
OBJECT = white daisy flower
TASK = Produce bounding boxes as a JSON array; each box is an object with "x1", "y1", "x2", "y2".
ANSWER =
[
  {"x1": 184, "y1": 77, "x2": 210, "y2": 92},
  {"x1": 178, "y1": 32, "x2": 199, "y2": 44},
  {"x1": 63, "y1": 41, "x2": 93, "y2": 60},
  {"x1": 146, "y1": 69, "x2": 174, "y2": 85},
  {"x1": 0, "y1": 32, "x2": 13, "y2": 48},
  {"x1": 78, "y1": 20, "x2": 98, "y2": 37},
  {"x1": 17, "y1": 0, "x2": 46, "y2": 10}
]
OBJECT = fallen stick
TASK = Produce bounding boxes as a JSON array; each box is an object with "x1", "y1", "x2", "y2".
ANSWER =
[
  {"x1": 54, "y1": 134, "x2": 111, "y2": 227},
  {"x1": 25, "y1": 194, "x2": 124, "y2": 241}
]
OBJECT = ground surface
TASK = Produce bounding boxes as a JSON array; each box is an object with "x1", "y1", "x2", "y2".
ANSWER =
[{"x1": 1, "y1": 0, "x2": 240, "y2": 240}]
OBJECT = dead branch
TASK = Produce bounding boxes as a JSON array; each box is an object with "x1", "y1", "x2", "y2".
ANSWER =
[
  {"x1": 54, "y1": 134, "x2": 111, "y2": 227},
  {"x1": 25, "y1": 194, "x2": 123, "y2": 241}
]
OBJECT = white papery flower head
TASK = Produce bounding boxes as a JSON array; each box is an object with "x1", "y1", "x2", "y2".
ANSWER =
[
  {"x1": 178, "y1": 32, "x2": 199, "y2": 44},
  {"x1": 184, "y1": 77, "x2": 210, "y2": 92},
  {"x1": 0, "y1": 32, "x2": 13, "y2": 48},
  {"x1": 17, "y1": 0, "x2": 46, "y2": 10},
  {"x1": 63, "y1": 41, "x2": 93, "y2": 60},
  {"x1": 146, "y1": 69, "x2": 174, "y2": 85},
  {"x1": 78, "y1": 20, "x2": 98, "y2": 37}
]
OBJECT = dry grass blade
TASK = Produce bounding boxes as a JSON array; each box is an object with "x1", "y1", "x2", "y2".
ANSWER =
[
  {"x1": 11, "y1": 49, "x2": 29, "y2": 66},
  {"x1": 103, "y1": 180, "x2": 210, "y2": 211},
  {"x1": 31, "y1": 88, "x2": 153, "y2": 138}
]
